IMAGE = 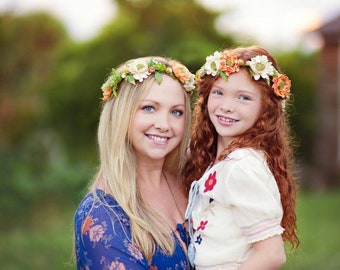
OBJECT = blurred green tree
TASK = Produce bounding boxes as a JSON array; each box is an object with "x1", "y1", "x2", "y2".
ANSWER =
[
  {"x1": 44, "y1": 0, "x2": 237, "y2": 159},
  {"x1": 0, "y1": 12, "x2": 68, "y2": 146},
  {"x1": 276, "y1": 50, "x2": 318, "y2": 162},
  {"x1": 0, "y1": 12, "x2": 72, "y2": 226}
]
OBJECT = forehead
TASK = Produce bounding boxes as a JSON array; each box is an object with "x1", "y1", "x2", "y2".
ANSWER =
[
  {"x1": 143, "y1": 75, "x2": 185, "y2": 104},
  {"x1": 214, "y1": 69, "x2": 262, "y2": 94}
]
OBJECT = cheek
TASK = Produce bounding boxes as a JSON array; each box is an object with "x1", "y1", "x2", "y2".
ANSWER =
[
  {"x1": 173, "y1": 118, "x2": 185, "y2": 137},
  {"x1": 254, "y1": 103, "x2": 263, "y2": 120},
  {"x1": 207, "y1": 97, "x2": 218, "y2": 117},
  {"x1": 133, "y1": 112, "x2": 148, "y2": 129},
  {"x1": 207, "y1": 96, "x2": 214, "y2": 112},
  {"x1": 249, "y1": 106, "x2": 262, "y2": 126}
]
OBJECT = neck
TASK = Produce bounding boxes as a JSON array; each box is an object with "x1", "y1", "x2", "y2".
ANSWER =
[{"x1": 136, "y1": 167, "x2": 165, "y2": 189}]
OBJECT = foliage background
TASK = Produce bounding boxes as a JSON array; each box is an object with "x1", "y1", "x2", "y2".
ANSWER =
[{"x1": 1, "y1": 0, "x2": 339, "y2": 269}]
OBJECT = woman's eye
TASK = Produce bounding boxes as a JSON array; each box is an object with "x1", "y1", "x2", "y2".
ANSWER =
[
  {"x1": 171, "y1": 109, "x2": 184, "y2": 117},
  {"x1": 142, "y1": 106, "x2": 155, "y2": 112}
]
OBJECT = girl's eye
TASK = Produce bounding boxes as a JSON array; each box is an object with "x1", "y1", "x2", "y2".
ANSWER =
[
  {"x1": 211, "y1": 89, "x2": 223, "y2": 95},
  {"x1": 239, "y1": 95, "x2": 251, "y2": 101},
  {"x1": 171, "y1": 109, "x2": 184, "y2": 117},
  {"x1": 142, "y1": 106, "x2": 155, "y2": 112}
]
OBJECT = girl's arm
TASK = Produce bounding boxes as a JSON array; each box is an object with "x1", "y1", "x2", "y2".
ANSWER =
[{"x1": 238, "y1": 235, "x2": 286, "y2": 270}]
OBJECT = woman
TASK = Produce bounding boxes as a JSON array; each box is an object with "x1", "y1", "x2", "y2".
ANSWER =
[{"x1": 74, "y1": 56, "x2": 195, "y2": 269}]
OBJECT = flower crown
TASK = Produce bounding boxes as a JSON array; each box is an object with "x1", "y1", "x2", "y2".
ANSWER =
[
  {"x1": 101, "y1": 58, "x2": 196, "y2": 101},
  {"x1": 196, "y1": 50, "x2": 291, "y2": 99}
]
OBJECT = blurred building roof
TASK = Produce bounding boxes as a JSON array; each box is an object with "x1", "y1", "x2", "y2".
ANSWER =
[{"x1": 315, "y1": 12, "x2": 340, "y2": 43}]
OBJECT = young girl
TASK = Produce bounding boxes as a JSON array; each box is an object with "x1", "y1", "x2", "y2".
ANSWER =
[
  {"x1": 183, "y1": 46, "x2": 299, "y2": 269},
  {"x1": 74, "y1": 56, "x2": 196, "y2": 269}
]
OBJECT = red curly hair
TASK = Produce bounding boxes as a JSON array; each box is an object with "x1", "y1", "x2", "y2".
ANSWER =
[{"x1": 183, "y1": 46, "x2": 299, "y2": 249}]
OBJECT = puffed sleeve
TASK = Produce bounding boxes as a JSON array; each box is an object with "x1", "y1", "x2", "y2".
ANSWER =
[
  {"x1": 74, "y1": 194, "x2": 149, "y2": 270},
  {"x1": 224, "y1": 151, "x2": 284, "y2": 243}
]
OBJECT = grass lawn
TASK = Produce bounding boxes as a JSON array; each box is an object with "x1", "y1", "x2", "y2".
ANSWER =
[
  {"x1": 1, "y1": 190, "x2": 339, "y2": 269},
  {"x1": 0, "y1": 204, "x2": 76, "y2": 270},
  {"x1": 283, "y1": 190, "x2": 340, "y2": 269}
]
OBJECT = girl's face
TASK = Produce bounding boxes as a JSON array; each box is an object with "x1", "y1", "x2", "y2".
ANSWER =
[
  {"x1": 207, "y1": 69, "x2": 262, "y2": 149},
  {"x1": 131, "y1": 75, "x2": 186, "y2": 163}
]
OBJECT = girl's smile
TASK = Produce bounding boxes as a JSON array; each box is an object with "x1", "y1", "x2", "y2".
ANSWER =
[{"x1": 207, "y1": 69, "x2": 262, "y2": 150}]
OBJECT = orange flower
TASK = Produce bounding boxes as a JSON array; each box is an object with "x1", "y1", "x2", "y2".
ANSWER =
[
  {"x1": 148, "y1": 66, "x2": 156, "y2": 73},
  {"x1": 272, "y1": 74, "x2": 291, "y2": 98},
  {"x1": 170, "y1": 61, "x2": 190, "y2": 83},
  {"x1": 81, "y1": 216, "x2": 94, "y2": 234},
  {"x1": 102, "y1": 87, "x2": 113, "y2": 101},
  {"x1": 220, "y1": 51, "x2": 240, "y2": 76}
]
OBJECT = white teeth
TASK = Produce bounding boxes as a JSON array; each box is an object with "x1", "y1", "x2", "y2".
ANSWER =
[
  {"x1": 149, "y1": 135, "x2": 167, "y2": 142},
  {"x1": 219, "y1": 116, "x2": 235, "y2": 122}
]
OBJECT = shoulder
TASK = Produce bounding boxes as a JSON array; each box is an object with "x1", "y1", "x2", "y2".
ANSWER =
[
  {"x1": 227, "y1": 147, "x2": 265, "y2": 161},
  {"x1": 224, "y1": 148, "x2": 269, "y2": 172},
  {"x1": 74, "y1": 189, "x2": 130, "y2": 235},
  {"x1": 75, "y1": 189, "x2": 121, "y2": 217}
]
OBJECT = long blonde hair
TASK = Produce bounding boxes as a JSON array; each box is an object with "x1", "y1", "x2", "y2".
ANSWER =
[{"x1": 91, "y1": 57, "x2": 192, "y2": 261}]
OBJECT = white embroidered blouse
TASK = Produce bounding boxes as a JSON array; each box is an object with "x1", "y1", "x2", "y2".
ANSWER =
[{"x1": 186, "y1": 148, "x2": 284, "y2": 270}]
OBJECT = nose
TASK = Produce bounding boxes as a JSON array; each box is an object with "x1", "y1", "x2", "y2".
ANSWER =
[
  {"x1": 154, "y1": 113, "x2": 170, "y2": 132},
  {"x1": 219, "y1": 100, "x2": 234, "y2": 113}
]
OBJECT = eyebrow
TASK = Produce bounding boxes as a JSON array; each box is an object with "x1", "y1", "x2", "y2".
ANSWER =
[{"x1": 141, "y1": 99, "x2": 185, "y2": 107}]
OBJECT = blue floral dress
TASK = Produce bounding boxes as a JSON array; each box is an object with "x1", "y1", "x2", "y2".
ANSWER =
[{"x1": 74, "y1": 189, "x2": 191, "y2": 270}]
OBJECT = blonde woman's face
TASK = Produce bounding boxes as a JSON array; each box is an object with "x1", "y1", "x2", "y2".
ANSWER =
[{"x1": 131, "y1": 75, "x2": 186, "y2": 163}]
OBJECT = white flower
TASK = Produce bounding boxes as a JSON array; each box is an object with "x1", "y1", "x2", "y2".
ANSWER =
[
  {"x1": 184, "y1": 74, "x2": 196, "y2": 92},
  {"x1": 126, "y1": 59, "x2": 150, "y2": 82},
  {"x1": 196, "y1": 67, "x2": 205, "y2": 78},
  {"x1": 246, "y1": 55, "x2": 274, "y2": 80},
  {"x1": 203, "y1": 51, "x2": 222, "y2": 76}
]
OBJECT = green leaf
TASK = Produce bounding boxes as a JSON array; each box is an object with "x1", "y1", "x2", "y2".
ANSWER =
[
  {"x1": 155, "y1": 72, "x2": 163, "y2": 84},
  {"x1": 112, "y1": 85, "x2": 118, "y2": 97},
  {"x1": 219, "y1": 71, "x2": 228, "y2": 81},
  {"x1": 125, "y1": 74, "x2": 136, "y2": 85}
]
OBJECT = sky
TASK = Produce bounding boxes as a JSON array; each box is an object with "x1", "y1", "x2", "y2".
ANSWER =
[{"x1": 1, "y1": 0, "x2": 340, "y2": 51}]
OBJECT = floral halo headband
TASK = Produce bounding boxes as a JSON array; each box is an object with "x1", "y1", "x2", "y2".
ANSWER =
[
  {"x1": 196, "y1": 50, "x2": 291, "y2": 99},
  {"x1": 101, "y1": 58, "x2": 196, "y2": 101}
]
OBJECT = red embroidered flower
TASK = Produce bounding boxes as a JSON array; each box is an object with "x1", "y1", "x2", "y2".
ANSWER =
[
  {"x1": 204, "y1": 171, "x2": 217, "y2": 192},
  {"x1": 197, "y1": 220, "x2": 208, "y2": 231}
]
